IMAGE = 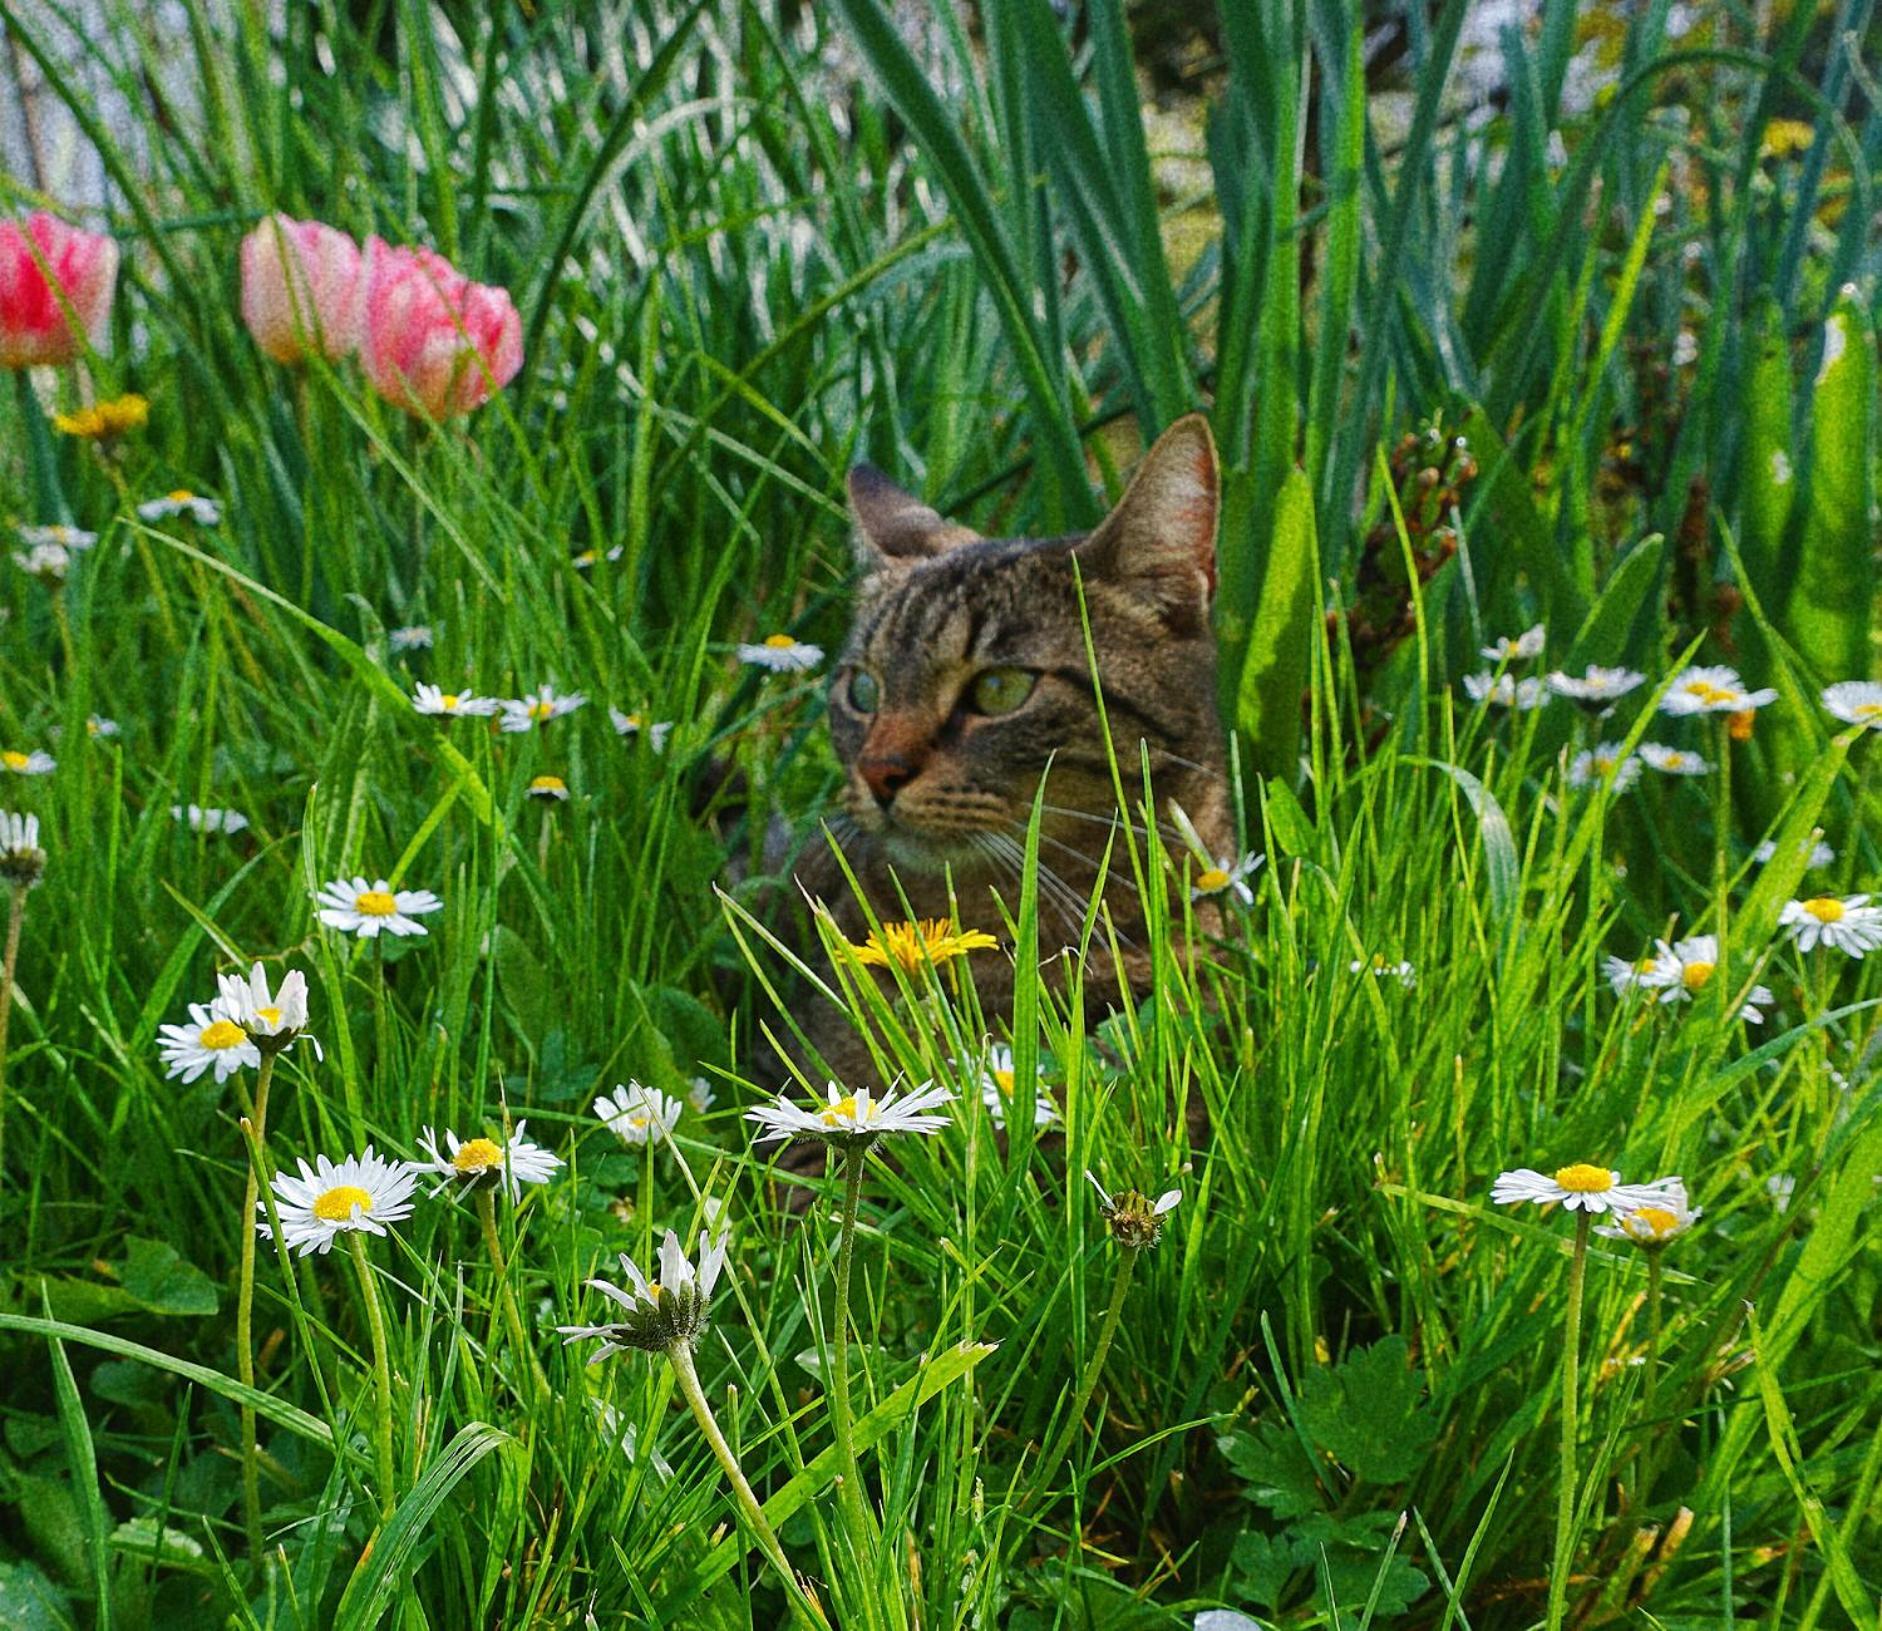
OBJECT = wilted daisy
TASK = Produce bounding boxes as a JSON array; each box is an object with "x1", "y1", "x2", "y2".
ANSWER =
[
  {"x1": 136, "y1": 489, "x2": 221, "y2": 525},
  {"x1": 609, "y1": 709, "x2": 673, "y2": 750},
  {"x1": 848, "y1": 917, "x2": 998, "y2": 974},
  {"x1": 261, "y1": 1147, "x2": 418, "y2": 1256},
  {"x1": 313, "y1": 875, "x2": 443, "y2": 938},
  {"x1": 1660, "y1": 665, "x2": 1777, "y2": 717},
  {"x1": 1567, "y1": 744, "x2": 1641, "y2": 793},
  {"x1": 499, "y1": 685, "x2": 587, "y2": 733},
  {"x1": 1547, "y1": 666, "x2": 1645, "y2": 707},
  {"x1": 1638, "y1": 743, "x2": 1710, "y2": 777},
  {"x1": 1596, "y1": 1178, "x2": 1701, "y2": 1247},
  {"x1": 595, "y1": 1081, "x2": 684, "y2": 1146},
  {"x1": 1490, "y1": 1163, "x2": 1671, "y2": 1215},
  {"x1": 12, "y1": 541, "x2": 72, "y2": 585},
  {"x1": 1820, "y1": 680, "x2": 1882, "y2": 730},
  {"x1": 417, "y1": 1122, "x2": 563, "y2": 1200},
  {"x1": 1480, "y1": 625, "x2": 1545, "y2": 663},
  {"x1": 1351, "y1": 955, "x2": 1417, "y2": 988},
  {"x1": 557, "y1": 1227, "x2": 729, "y2": 1358},
  {"x1": 157, "y1": 999, "x2": 260, "y2": 1083},
  {"x1": 15, "y1": 523, "x2": 98, "y2": 551},
  {"x1": 1753, "y1": 837, "x2": 1835, "y2": 868},
  {"x1": 526, "y1": 775, "x2": 571, "y2": 803},
  {"x1": 1463, "y1": 673, "x2": 1548, "y2": 710},
  {"x1": 172, "y1": 803, "x2": 249, "y2": 835},
  {"x1": 1780, "y1": 895, "x2": 1882, "y2": 957},
  {"x1": 0, "y1": 811, "x2": 46, "y2": 890},
  {"x1": 737, "y1": 633, "x2": 823, "y2": 672},
  {"x1": 214, "y1": 962, "x2": 312, "y2": 1053},
  {"x1": 746, "y1": 1079, "x2": 955, "y2": 1149},
  {"x1": 411, "y1": 683, "x2": 499, "y2": 718},
  {"x1": 975, "y1": 1044, "x2": 1058, "y2": 1129},
  {"x1": 388, "y1": 625, "x2": 434, "y2": 653},
  {"x1": 1086, "y1": 1171, "x2": 1181, "y2": 1250},
  {"x1": 1638, "y1": 934, "x2": 1773, "y2": 1022},
  {"x1": 2, "y1": 750, "x2": 55, "y2": 776},
  {"x1": 53, "y1": 393, "x2": 148, "y2": 441}
]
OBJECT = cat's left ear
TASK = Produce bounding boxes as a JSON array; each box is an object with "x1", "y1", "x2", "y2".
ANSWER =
[
  {"x1": 1074, "y1": 414, "x2": 1218, "y2": 613},
  {"x1": 848, "y1": 464, "x2": 981, "y2": 568}
]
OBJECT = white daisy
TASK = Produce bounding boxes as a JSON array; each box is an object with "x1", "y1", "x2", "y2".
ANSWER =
[
  {"x1": 975, "y1": 1044, "x2": 1058, "y2": 1130},
  {"x1": 1567, "y1": 744, "x2": 1641, "y2": 793},
  {"x1": 313, "y1": 875, "x2": 443, "y2": 938},
  {"x1": 1780, "y1": 895, "x2": 1882, "y2": 957},
  {"x1": 1753, "y1": 838, "x2": 1835, "y2": 868},
  {"x1": 417, "y1": 1122, "x2": 563, "y2": 1201},
  {"x1": 85, "y1": 716, "x2": 120, "y2": 739},
  {"x1": 1638, "y1": 934, "x2": 1773, "y2": 1022},
  {"x1": 137, "y1": 489, "x2": 221, "y2": 525},
  {"x1": 1596, "y1": 1178, "x2": 1701, "y2": 1246},
  {"x1": 1602, "y1": 953, "x2": 1661, "y2": 997},
  {"x1": 746, "y1": 1079, "x2": 955, "y2": 1148},
  {"x1": 594, "y1": 1081, "x2": 684, "y2": 1146},
  {"x1": 570, "y1": 545, "x2": 624, "y2": 570},
  {"x1": 1463, "y1": 673, "x2": 1548, "y2": 710},
  {"x1": 557, "y1": 1227, "x2": 729, "y2": 1358},
  {"x1": 388, "y1": 625, "x2": 434, "y2": 652},
  {"x1": 15, "y1": 523, "x2": 98, "y2": 550},
  {"x1": 2, "y1": 749, "x2": 55, "y2": 776},
  {"x1": 1480, "y1": 625, "x2": 1545, "y2": 662},
  {"x1": 0, "y1": 810, "x2": 46, "y2": 889},
  {"x1": 261, "y1": 1147, "x2": 419, "y2": 1256},
  {"x1": 1659, "y1": 665, "x2": 1778, "y2": 717},
  {"x1": 157, "y1": 1000, "x2": 260, "y2": 1083},
  {"x1": 686, "y1": 1076, "x2": 716, "y2": 1114},
  {"x1": 1490, "y1": 1164, "x2": 1672, "y2": 1215},
  {"x1": 1085, "y1": 1171, "x2": 1181, "y2": 1249},
  {"x1": 499, "y1": 685, "x2": 587, "y2": 733},
  {"x1": 412, "y1": 683, "x2": 500, "y2": 718},
  {"x1": 1820, "y1": 680, "x2": 1882, "y2": 730},
  {"x1": 1191, "y1": 852, "x2": 1262, "y2": 906},
  {"x1": 13, "y1": 542, "x2": 72, "y2": 584},
  {"x1": 737, "y1": 633, "x2": 824, "y2": 673},
  {"x1": 1350, "y1": 955, "x2": 1417, "y2": 988},
  {"x1": 1546, "y1": 666, "x2": 1645, "y2": 707},
  {"x1": 609, "y1": 709, "x2": 674, "y2": 751},
  {"x1": 172, "y1": 804, "x2": 249, "y2": 835},
  {"x1": 214, "y1": 962, "x2": 311, "y2": 1050},
  {"x1": 1638, "y1": 743, "x2": 1710, "y2": 777}
]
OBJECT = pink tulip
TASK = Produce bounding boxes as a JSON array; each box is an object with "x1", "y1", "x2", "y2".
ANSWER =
[
  {"x1": 359, "y1": 238, "x2": 522, "y2": 418},
  {"x1": 0, "y1": 211, "x2": 119, "y2": 369},
  {"x1": 239, "y1": 215, "x2": 364, "y2": 365}
]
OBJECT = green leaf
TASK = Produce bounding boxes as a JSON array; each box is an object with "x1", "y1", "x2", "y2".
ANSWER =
[
  {"x1": 1408, "y1": 760, "x2": 1519, "y2": 927},
  {"x1": 1228, "y1": 1529, "x2": 1297, "y2": 1609},
  {"x1": 118, "y1": 1239, "x2": 219, "y2": 1318},
  {"x1": 1218, "y1": 1421, "x2": 1323, "y2": 1519},
  {"x1": 1236, "y1": 467, "x2": 1319, "y2": 781},
  {"x1": 45, "y1": 1321, "x2": 111, "y2": 1629},
  {"x1": 1297, "y1": 1337, "x2": 1436, "y2": 1485},
  {"x1": 0, "y1": 1560, "x2": 71, "y2": 1631}
]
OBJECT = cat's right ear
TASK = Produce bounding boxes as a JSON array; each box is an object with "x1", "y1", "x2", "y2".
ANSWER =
[{"x1": 848, "y1": 465, "x2": 980, "y2": 568}]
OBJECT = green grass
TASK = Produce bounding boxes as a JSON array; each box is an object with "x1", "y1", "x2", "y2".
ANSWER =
[{"x1": 1, "y1": 1, "x2": 1879, "y2": 1627}]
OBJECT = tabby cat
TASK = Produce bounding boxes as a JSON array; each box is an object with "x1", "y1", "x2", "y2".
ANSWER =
[{"x1": 789, "y1": 415, "x2": 1233, "y2": 1077}]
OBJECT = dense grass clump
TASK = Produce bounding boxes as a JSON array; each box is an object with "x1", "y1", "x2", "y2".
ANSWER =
[{"x1": 1, "y1": 2, "x2": 1878, "y2": 1628}]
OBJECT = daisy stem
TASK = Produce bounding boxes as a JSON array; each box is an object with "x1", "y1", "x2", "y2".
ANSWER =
[
  {"x1": 1548, "y1": 1212, "x2": 1592, "y2": 1631},
  {"x1": 474, "y1": 1183, "x2": 550, "y2": 1407},
  {"x1": 666, "y1": 1340, "x2": 828, "y2": 1629},
  {"x1": 0, "y1": 881, "x2": 26, "y2": 1192},
  {"x1": 345, "y1": 1231, "x2": 399, "y2": 1520},
  {"x1": 830, "y1": 1141, "x2": 877, "y2": 1553},
  {"x1": 1639, "y1": 1249, "x2": 1664, "y2": 1505},
  {"x1": 236, "y1": 1052, "x2": 276, "y2": 1573},
  {"x1": 1026, "y1": 1242, "x2": 1137, "y2": 1512}
]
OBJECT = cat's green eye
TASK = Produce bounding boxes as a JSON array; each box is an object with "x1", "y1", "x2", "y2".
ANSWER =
[
  {"x1": 968, "y1": 667, "x2": 1038, "y2": 716},
  {"x1": 847, "y1": 669, "x2": 881, "y2": 713}
]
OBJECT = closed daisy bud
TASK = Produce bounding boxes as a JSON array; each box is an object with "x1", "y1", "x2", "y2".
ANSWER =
[
  {"x1": 0, "y1": 811, "x2": 46, "y2": 890},
  {"x1": 557, "y1": 1227, "x2": 729, "y2": 1358}
]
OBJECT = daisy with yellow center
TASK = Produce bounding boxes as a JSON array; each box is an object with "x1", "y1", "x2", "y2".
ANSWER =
[
  {"x1": 1637, "y1": 934, "x2": 1773, "y2": 1022},
  {"x1": 411, "y1": 682, "x2": 499, "y2": 718},
  {"x1": 1820, "y1": 680, "x2": 1882, "y2": 730},
  {"x1": 86, "y1": 716, "x2": 120, "y2": 739},
  {"x1": 558, "y1": 1226, "x2": 729, "y2": 1358},
  {"x1": 1463, "y1": 672, "x2": 1548, "y2": 710},
  {"x1": 15, "y1": 523, "x2": 99, "y2": 551},
  {"x1": 594, "y1": 1081, "x2": 684, "y2": 1147},
  {"x1": 1597, "y1": 1179, "x2": 1700, "y2": 1247},
  {"x1": 1659, "y1": 664, "x2": 1778, "y2": 717},
  {"x1": 52, "y1": 393, "x2": 149, "y2": 441},
  {"x1": 1480, "y1": 625, "x2": 1545, "y2": 663},
  {"x1": 1779, "y1": 894, "x2": 1882, "y2": 957},
  {"x1": 1350, "y1": 954, "x2": 1417, "y2": 987},
  {"x1": 2, "y1": 749, "x2": 55, "y2": 776},
  {"x1": 313, "y1": 874, "x2": 443, "y2": 939},
  {"x1": 214, "y1": 962, "x2": 313, "y2": 1055},
  {"x1": 136, "y1": 490, "x2": 221, "y2": 525},
  {"x1": 13, "y1": 541, "x2": 72, "y2": 585},
  {"x1": 746, "y1": 1078, "x2": 956, "y2": 1149},
  {"x1": 1567, "y1": 744, "x2": 1640, "y2": 792},
  {"x1": 736, "y1": 632, "x2": 824, "y2": 672},
  {"x1": 157, "y1": 1000, "x2": 261, "y2": 1083},
  {"x1": 1637, "y1": 742, "x2": 1710, "y2": 777},
  {"x1": 1490, "y1": 1163, "x2": 1671, "y2": 1215},
  {"x1": 848, "y1": 917, "x2": 999, "y2": 975},
  {"x1": 1546, "y1": 666, "x2": 1644, "y2": 708},
  {"x1": 172, "y1": 803, "x2": 249, "y2": 835},
  {"x1": 498, "y1": 685, "x2": 587, "y2": 733},
  {"x1": 260, "y1": 1147, "x2": 418, "y2": 1256},
  {"x1": 527, "y1": 774, "x2": 570, "y2": 802},
  {"x1": 973, "y1": 1043, "x2": 1057, "y2": 1129},
  {"x1": 417, "y1": 1122, "x2": 562, "y2": 1200},
  {"x1": 609, "y1": 709, "x2": 674, "y2": 751}
]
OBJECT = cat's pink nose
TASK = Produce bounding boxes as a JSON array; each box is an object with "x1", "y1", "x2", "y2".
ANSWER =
[{"x1": 859, "y1": 754, "x2": 917, "y2": 809}]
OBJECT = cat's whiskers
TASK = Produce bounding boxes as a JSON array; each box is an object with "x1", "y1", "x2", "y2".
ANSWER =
[
  {"x1": 1030, "y1": 801, "x2": 1181, "y2": 847},
  {"x1": 1004, "y1": 821, "x2": 1142, "y2": 897}
]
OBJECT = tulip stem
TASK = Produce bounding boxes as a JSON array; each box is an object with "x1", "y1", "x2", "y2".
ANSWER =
[{"x1": 1548, "y1": 1213, "x2": 1592, "y2": 1631}]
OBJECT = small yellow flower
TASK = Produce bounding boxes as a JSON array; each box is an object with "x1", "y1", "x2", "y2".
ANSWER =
[
  {"x1": 1760, "y1": 119, "x2": 1814, "y2": 160},
  {"x1": 527, "y1": 774, "x2": 570, "y2": 802},
  {"x1": 849, "y1": 917, "x2": 998, "y2": 975},
  {"x1": 52, "y1": 393, "x2": 149, "y2": 441}
]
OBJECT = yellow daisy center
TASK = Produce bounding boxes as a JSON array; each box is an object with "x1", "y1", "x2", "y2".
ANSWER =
[
  {"x1": 1684, "y1": 680, "x2": 1736, "y2": 705},
  {"x1": 763, "y1": 633, "x2": 797, "y2": 648},
  {"x1": 1630, "y1": 1207, "x2": 1680, "y2": 1239},
  {"x1": 1633, "y1": 957, "x2": 1659, "y2": 975},
  {"x1": 254, "y1": 1006, "x2": 282, "y2": 1028},
  {"x1": 820, "y1": 1094, "x2": 862, "y2": 1126},
  {"x1": 199, "y1": 1019, "x2": 247, "y2": 1050},
  {"x1": 452, "y1": 1137, "x2": 504, "y2": 1174},
  {"x1": 167, "y1": 488, "x2": 193, "y2": 503},
  {"x1": 528, "y1": 699, "x2": 554, "y2": 719},
  {"x1": 2, "y1": 751, "x2": 29, "y2": 770},
  {"x1": 312, "y1": 1184, "x2": 373, "y2": 1222},
  {"x1": 1853, "y1": 701, "x2": 1882, "y2": 721},
  {"x1": 573, "y1": 550, "x2": 597, "y2": 566},
  {"x1": 992, "y1": 1069, "x2": 1016, "y2": 1097},
  {"x1": 1553, "y1": 1163, "x2": 1614, "y2": 1193},
  {"x1": 529, "y1": 775, "x2": 566, "y2": 795},
  {"x1": 1803, "y1": 898, "x2": 1845, "y2": 923},
  {"x1": 354, "y1": 890, "x2": 398, "y2": 917},
  {"x1": 440, "y1": 693, "x2": 461, "y2": 710},
  {"x1": 1681, "y1": 960, "x2": 1715, "y2": 991},
  {"x1": 1197, "y1": 867, "x2": 1230, "y2": 892}
]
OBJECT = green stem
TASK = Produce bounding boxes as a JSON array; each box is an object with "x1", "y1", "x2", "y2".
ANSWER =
[
  {"x1": 1027, "y1": 1244, "x2": 1138, "y2": 1511},
  {"x1": 474, "y1": 1184, "x2": 550, "y2": 1406},
  {"x1": 345, "y1": 1231, "x2": 399, "y2": 1519},
  {"x1": 830, "y1": 1142, "x2": 876, "y2": 1552},
  {"x1": 1549, "y1": 1213, "x2": 1592, "y2": 1631},
  {"x1": 0, "y1": 883, "x2": 25, "y2": 1194},
  {"x1": 236, "y1": 1053, "x2": 276, "y2": 1573},
  {"x1": 667, "y1": 1341, "x2": 828, "y2": 1629},
  {"x1": 1637, "y1": 1249, "x2": 1664, "y2": 1511}
]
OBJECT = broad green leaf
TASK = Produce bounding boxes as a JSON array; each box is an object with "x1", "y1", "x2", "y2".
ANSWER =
[
  {"x1": 1297, "y1": 1336, "x2": 1436, "y2": 1485},
  {"x1": 117, "y1": 1238, "x2": 219, "y2": 1318}
]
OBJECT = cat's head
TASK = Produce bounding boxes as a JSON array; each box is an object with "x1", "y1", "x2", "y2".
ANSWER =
[{"x1": 829, "y1": 415, "x2": 1224, "y2": 874}]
